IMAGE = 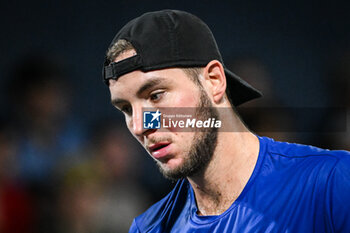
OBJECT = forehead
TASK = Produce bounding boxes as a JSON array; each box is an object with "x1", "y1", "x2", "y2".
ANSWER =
[
  {"x1": 110, "y1": 67, "x2": 187, "y2": 91},
  {"x1": 108, "y1": 49, "x2": 195, "y2": 101},
  {"x1": 108, "y1": 66, "x2": 194, "y2": 103}
]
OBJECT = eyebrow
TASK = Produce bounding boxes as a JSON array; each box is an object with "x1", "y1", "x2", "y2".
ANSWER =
[
  {"x1": 111, "y1": 98, "x2": 127, "y2": 107},
  {"x1": 111, "y1": 76, "x2": 167, "y2": 107},
  {"x1": 136, "y1": 77, "x2": 164, "y2": 96}
]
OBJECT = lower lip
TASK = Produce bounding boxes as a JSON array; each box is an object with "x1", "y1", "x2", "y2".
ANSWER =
[{"x1": 151, "y1": 144, "x2": 172, "y2": 159}]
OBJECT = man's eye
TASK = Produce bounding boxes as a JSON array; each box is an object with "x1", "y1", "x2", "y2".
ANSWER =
[
  {"x1": 150, "y1": 91, "x2": 164, "y2": 101},
  {"x1": 121, "y1": 105, "x2": 132, "y2": 115}
]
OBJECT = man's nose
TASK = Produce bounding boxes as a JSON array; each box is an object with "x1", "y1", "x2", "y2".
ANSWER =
[{"x1": 130, "y1": 106, "x2": 145, "y2": 137}]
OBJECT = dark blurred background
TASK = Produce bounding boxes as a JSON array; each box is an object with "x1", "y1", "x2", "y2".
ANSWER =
[{"x1": 0, "y1": 1, "x2": 349, "y2": 232}]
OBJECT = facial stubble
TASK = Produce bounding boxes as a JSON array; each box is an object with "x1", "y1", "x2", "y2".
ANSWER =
[{"x1": 157, "y1": 89, "x2": 219, "y2": 180}]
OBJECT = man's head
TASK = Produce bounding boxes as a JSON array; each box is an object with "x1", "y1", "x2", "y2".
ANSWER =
[
  {"x1": 106, "y1": 39, "x2": 204, "y2": 92},
  {"x1": 103, "y1": 10, "x2": 261, "y2": 106},
  {"x1": 103, "y1": 10, "x2": 261, "y2": 179}
]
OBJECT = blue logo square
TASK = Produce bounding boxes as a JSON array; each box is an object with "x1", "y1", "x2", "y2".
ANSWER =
[{"x1": 143, "y1": 110, "x2": 161, "y2": 129}]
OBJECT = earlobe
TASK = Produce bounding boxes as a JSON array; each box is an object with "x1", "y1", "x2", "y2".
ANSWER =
[{"x1": 204, "y1": 60, "x2": 227, "y2": 104}]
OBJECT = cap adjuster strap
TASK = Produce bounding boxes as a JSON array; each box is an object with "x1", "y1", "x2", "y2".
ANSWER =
[{"x1": 103, "y1": 55, "x2": 143, "y2": 84}]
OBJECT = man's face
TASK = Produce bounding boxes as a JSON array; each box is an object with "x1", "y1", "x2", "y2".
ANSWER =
[{"x1": 109, "y1": 52, "x2": 218, "y2": 179}]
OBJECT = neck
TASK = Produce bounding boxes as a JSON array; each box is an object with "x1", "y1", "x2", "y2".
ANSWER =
[{"x1": 187, "y1": 113, "x2": 260, "y2": 216}]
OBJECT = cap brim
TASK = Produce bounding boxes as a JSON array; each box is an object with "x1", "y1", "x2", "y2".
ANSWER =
[{"x1": 224, "y1": 68, "x2": 262, "y2": 106}]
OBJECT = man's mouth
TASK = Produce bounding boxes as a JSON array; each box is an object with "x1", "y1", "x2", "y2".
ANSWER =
[{"x1": 148, "y1": 142, "x2": 172, "y2": 159}]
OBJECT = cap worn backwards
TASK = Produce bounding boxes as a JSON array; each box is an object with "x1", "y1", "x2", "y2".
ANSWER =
[{"x1": 103, "y1": 9, "x2": 262, "y2": 106}]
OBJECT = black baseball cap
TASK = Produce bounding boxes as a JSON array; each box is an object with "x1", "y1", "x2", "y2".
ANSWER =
[{"x1": 103, "y1": 10, "x2": 262, "y2": 106}]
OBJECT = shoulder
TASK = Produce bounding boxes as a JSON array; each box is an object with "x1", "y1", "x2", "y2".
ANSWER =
[
  {"x1": 260, "y1": 136, "x2": 350, "y2": 162},
  {"x1": 323, "y1": 146, "x2": 350, "y2": 231},
  {"x1": 130, "y1": 179, "x2": 190, "y2": 232},
  {"x1": 257, "y1": 136, "x2": 350, "y2": 184}
]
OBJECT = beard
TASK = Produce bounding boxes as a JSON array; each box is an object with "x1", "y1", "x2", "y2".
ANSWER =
[{"x1": 157, "y1": 88, "x2": 219, "y2": 180}]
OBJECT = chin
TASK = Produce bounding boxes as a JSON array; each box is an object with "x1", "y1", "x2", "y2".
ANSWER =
[
  {"x1": 157, "y1": 158, "x2": 188, "y2": 180},
  {"x1": 160, "y1": 157, "x2": 184, "y2": 170}
]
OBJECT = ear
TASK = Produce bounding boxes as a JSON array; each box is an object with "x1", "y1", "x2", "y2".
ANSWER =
[{"x1": 203, "y1": 60, "x2": 227, "y2": 104}]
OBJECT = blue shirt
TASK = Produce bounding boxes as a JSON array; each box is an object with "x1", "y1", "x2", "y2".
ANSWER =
[{"x1": 129, "y1": 136, "x2": 350, "y2": 232}]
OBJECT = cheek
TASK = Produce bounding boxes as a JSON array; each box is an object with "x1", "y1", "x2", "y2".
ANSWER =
[
  {"x1": 172, "y1": 132, "x2": 196, "y2": 152},
  {"x1": 171, "y1": 88, "x2": 200, "y2": 108}
]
